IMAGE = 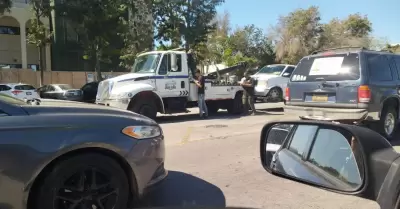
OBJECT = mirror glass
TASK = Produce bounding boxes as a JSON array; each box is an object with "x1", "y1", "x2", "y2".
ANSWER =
[{"x1": 264, "y1": 123, "x2": 364, "y2": 192}]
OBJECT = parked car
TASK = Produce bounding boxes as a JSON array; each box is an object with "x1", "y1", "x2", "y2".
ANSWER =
[
  {"x1": 251, "y1": 64, "x2": 295, "y2": 102},
  {"x1": 284, "y1": 47, "x2": 400, "y2": 139},
  {"x1": 37, "y1": 84, "x2": 83, "y2": 101},
  {"x1": 0, "y1": 93, "x2": 166, "y2": 209},
  {"x1": 260, "y1": 120, "x2": 399, "y2": 209},
  {"x1": 0, "y1": 83, "x2": 40, "y2": 100},
  {"x1": 81, "y1": 81, "x2": 99, "y2": 103}
]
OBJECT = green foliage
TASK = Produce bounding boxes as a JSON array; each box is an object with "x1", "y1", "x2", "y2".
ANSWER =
[
  {"x1": 120, "y1": 0, "x2": 153, "y2": 67},
  {"x1": 272, "y1": 6, "x2": 374, "y2": 64},
  {"x1": 154, "y1": 0, "x2": 225, "y2": 51},
  {"x1": 273, "y1": 6, "x2": 322, "y2": 64},
  {"x1": 60, "y1": 0, "x2": 129, "y2": 79},
  {"x1": 0, "y1": 0, "x2": 12, "y2": 15}
]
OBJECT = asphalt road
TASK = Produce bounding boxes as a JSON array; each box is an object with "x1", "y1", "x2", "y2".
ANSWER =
[{"x1": 138, "y1": 102, "x2": 380, "y2": 209}]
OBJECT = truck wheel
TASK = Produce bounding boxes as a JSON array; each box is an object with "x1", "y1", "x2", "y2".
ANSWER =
[
  {"x1": 130, "y1": 99, "x2": 157, "y2": 120},
  {"x1": 378, "y1": 106, "x2": 398, "y2": 140},
  {"x1": 227, "y1": 92, "x2": 243, "y2": 115}
]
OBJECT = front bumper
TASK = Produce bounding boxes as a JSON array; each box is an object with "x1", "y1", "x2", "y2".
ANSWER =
[
  {"x1": 254, "y1": 86, "x2": 271, "y2": 97},
  {"x1": 284, "y1": 105, "x2": 379, "y2": 121},
  {"x1": 124, "y1": 135, "x2": 167, "y2": 197},
  {"x1": 96, "y1": 98, "x2": 130, "y2": 110}
]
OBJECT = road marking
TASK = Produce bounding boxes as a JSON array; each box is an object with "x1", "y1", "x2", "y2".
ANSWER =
[{"x1": 179, "y1": 127, "x2": 193, "y2": 145}]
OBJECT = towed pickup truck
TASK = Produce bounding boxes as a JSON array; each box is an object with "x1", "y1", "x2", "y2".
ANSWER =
[
  {"x1": 95, "y1": 49, "x2": 245, "y2": 119},
  {"x1": 252, "y1": 64, "x2": 295, "y2": 102}
]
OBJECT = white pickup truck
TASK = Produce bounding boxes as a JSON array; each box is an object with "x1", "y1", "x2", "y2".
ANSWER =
[
  {"x1": 251, "y1": 64, "x2": 296, "y2": 102},
  {"x1": 95, "y1": 50, "x2": 245, "y2": 119}
]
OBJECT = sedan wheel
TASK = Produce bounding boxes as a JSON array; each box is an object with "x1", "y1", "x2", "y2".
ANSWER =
[{"x1": 33, "y1": 154, "x2": 130, "y2": 209}]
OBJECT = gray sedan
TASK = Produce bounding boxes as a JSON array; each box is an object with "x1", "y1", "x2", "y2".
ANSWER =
[{"x1": 0, "y1": 94, "x2": 167, "y2": 209}]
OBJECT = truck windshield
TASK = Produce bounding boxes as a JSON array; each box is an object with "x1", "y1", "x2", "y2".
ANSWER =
[
  {"x1": 131, "y1": 54, "x2": 161, "y2": 73},
  {"x1": 257, "y1": 65, "x2": 286, "y2": 75}
]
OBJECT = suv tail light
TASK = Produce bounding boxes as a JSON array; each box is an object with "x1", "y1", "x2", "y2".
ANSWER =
[
  {"x1": 11, "y1": 90, "x2": 23, "y2": 95},
  {"x1": 285, "y1": 87, "x2": 290, "y2": 101},
  {"x1": 358, "y1": 85, "x2": 371, "y2": 103}
]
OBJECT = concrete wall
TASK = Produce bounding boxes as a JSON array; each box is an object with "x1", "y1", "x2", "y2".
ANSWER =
[{"x1": 0, "y1": 69, "x2": 126, "y2": 88}]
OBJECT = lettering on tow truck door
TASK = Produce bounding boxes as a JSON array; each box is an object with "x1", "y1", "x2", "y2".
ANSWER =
[{"x1": 165, "y1": 80, "x2": 177, "y2": 90}]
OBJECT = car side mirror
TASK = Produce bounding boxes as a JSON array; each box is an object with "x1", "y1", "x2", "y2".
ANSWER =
[
  {"x1": 260, "y1": 120, "x2": 400, "y2": 208},
  {"x1": 170, "y1": 53, "x2": 177, "y2": 72},
  {"x1": 282, "y1": 72, "x2": 290, "y2": 77}
]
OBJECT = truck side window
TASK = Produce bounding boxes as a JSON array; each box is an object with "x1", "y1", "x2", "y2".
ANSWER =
[
  {"x1": 158, "y1": 54, "x2": 170, "y2": 75},
  {"x1": 176, "y1": 54, "x2": 182, "y2": 72}
]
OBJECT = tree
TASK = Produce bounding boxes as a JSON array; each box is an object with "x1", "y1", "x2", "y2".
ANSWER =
[
  {"x1": 0, "y1": 0, "x2": 12, "y2": 15},
  {"x1": 60, "y1": 0, "x2": 128, "y2": 80},
  {"x1": 154, "y1": 0, "x2": 224, "y2": 52},
  {"x1": 120, "y1": 0, "x2": 154, "y2": 67},
  {"x1": 319, "y1": 13, "x2": 372, "y2": 49},
  {"x1": 26, "y1": 0, "x2": 53, "y2": 86},
  {"x1": 271, "y1": 6, "x2": 323, "y2": 64}
]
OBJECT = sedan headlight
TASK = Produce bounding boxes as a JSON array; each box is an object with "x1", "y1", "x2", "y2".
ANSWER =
[{"x1": 122, "y1": 126, "x2": 162, "y2": 139}]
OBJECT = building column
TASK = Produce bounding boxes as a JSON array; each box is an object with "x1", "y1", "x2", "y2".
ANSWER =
[{"x1": 20, "y1": 24, "x2": 28, "y2": 69}]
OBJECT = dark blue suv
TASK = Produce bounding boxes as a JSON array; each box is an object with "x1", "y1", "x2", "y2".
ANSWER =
[{"x1": 284, "y1": 47, "x2": 400, "y2": 139}]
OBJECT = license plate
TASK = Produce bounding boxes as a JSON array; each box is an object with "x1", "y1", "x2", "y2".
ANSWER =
[
  {"x1": 312, "y1": 94, "x2": 328, "y2": 102},
  {"x1": 26, "y1": 92, "x2": 32, "y2": 95}
]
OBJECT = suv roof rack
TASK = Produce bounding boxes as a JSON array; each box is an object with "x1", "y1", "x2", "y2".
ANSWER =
[{"x1": 311, "y1": 46, "x2": 368, "y2": 55}]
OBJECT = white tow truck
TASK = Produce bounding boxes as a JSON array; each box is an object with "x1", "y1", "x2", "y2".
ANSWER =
[{"x1": 95, "y1": 49, "x2": 245, "y2": 119}]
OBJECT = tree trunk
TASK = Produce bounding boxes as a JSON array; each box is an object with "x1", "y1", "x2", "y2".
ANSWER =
[
  {"x1": 38, "y1": 46, "x2": 44, "y2": 86},
  {"x1": 95, "y1": 46, "x2": 102, "y2": 81}
]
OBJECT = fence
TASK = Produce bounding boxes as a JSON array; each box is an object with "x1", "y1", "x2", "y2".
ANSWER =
[{"x1": 0, "y1": 69, "x2": 127, "y2": 88}]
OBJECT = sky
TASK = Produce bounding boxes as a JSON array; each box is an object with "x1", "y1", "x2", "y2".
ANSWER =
[{"x1": 217, "y1": 0, "x2": 400, "y2": 44}]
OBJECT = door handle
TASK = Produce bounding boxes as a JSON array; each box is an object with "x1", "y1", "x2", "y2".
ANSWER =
[{"x1": 181, "y1": 81, "x2": 185, "y2": 88}]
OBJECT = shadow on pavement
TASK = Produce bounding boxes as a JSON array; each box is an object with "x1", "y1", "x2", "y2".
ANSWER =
[
  {"x1": 138, "y1": 171, "x2": 226, "y2": 208},
  {"x1": 157, "y1": 108, "x2": 283, "y2": 124}
]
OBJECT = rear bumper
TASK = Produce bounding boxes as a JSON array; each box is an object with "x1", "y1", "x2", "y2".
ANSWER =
[{"x1": 284, "y1": 105, "x2": 379, "y2": 121}]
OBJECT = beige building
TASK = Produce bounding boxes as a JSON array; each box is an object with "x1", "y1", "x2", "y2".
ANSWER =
[{"x1": 0, "y1": 0, "x2": 51, "y2": 71}]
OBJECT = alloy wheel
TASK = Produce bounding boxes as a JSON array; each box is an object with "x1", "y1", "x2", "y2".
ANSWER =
[
  {"x1": 55, "y1": 168, "x2": 119, "y2": 209},
  {"x1": 384, "y1": 112, "x2": 395, "y2": 136}
]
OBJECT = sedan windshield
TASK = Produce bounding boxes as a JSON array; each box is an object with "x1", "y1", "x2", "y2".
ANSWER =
[
  {"x1": 131, "y1": 54, "x2": 161, "y2": 73},
  {"x1": 0, "y1": 93, "x2": 26, "y2": 105},
  {"x1": 257, "y1": 65, "x2": 286, "y2": 75}
]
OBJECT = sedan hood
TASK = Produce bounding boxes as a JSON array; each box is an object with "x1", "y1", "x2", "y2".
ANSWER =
[{"x1": 21, "y1": 99, "x2": 156, "y2": 124}]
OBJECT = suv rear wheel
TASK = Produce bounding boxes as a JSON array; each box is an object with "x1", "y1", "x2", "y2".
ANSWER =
[{"x1": 379, "y1": 106, "x2": 398, "y2": 140}]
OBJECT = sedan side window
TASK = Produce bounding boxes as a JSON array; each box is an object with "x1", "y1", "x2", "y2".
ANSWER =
[
  {"x1": 287, "y1": 125, "x2": 318, "y2": 157},
  {"x1": 307, "y1": 128, "x2": 362, "y2": 190}
]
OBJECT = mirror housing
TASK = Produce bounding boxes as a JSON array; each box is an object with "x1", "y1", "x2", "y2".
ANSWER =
[
  {"x1": 282, "y1": 72, "x2": 290, "y2": 77},
  {"x1": 170, "y1": 53, "x2": 177, "y2": 72},
  {"x1": 260, "y1": 120, "x2": 400, "y2": 208}
]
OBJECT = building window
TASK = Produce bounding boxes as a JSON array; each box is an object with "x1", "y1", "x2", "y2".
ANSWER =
[{"x1": 0, "y1": 26, "x2": 20, "y2": 35}]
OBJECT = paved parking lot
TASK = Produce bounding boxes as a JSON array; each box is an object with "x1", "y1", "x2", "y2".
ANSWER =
[{"x1": 138, "y1": 102, "x2": 380, "y2": 209}]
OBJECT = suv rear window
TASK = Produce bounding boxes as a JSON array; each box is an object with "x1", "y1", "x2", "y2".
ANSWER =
[
  {"x1": 14, "y1": 85, "x2": 36, "y2": 90},
  {"x1": 291, "y1": 53, "x2": 360, "y2": 82}
]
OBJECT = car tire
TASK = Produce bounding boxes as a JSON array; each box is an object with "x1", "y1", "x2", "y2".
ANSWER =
[
  {"x1": 378, "y1": 106, "x2": 398, "y2": 140},
  {"x1": 267, "y1": 87, "x2": 282, "y2": 102},
  {"x1": 33, "y1": 153, "x2": 130, "y2": 209},
  {"x1": 227, "y1": 91, "x2": 243, "y2": 114},
  {"x1": 131, "y1": 99, "x2": 157, "y2": 120}
]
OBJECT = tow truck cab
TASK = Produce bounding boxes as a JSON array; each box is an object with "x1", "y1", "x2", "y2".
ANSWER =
[{"x1": 95, "y1": 50, "x2": 245, "y2": 119}]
